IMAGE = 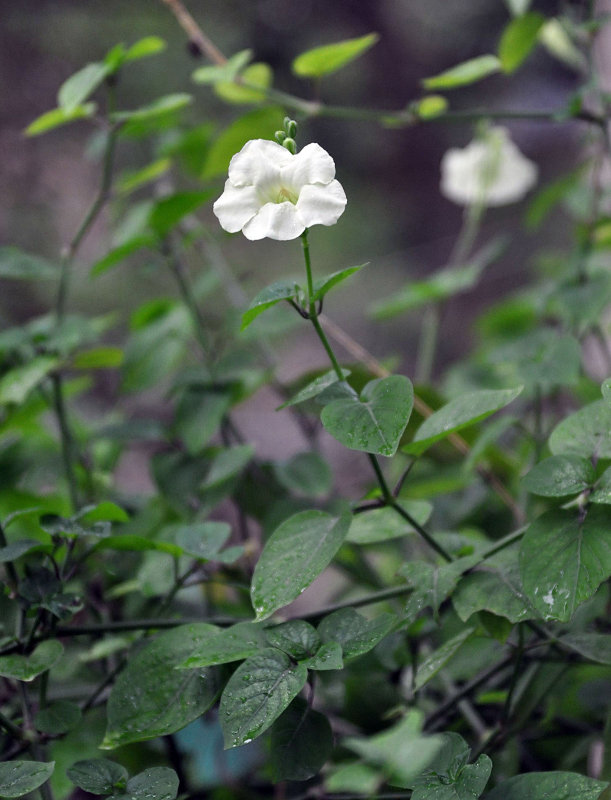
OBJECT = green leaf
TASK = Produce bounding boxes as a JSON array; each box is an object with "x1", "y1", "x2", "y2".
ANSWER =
[
  {"x1": 0, "y1": 247, "x2": 58, "y2": 280},
  {"x1": 215, "y1": 62, "x2": 273, "y2": 104},
  {"x1": 192, "y1": 49, "x2": 253, "y2": 85},
  {"x1": 0, "y1": 762, "x2": 55, "y2": 799},
  {"x1": 414, "y1": 628, "x2": 476, "y2": 691},
  {"x1": 173, "y1": 521, "x2": 234, "y2": 561},
  {"x1": 370, "y1": 239, "x2": 505, "y2": 319},
  {"x1": 522, "y1": 455, "x2": 595, "y2": 497},
  {"x1": 174, "y1": 387, "x2": 231, "y2": 455},
  {"x1": 404, "y1": 387, "x2": 522, "y2": 456},
  {"x1": 202, "y1": 107, "x2": 285, "y2": 179},
  {"x1": 312, "y1": 264, "x2": 367, "y2": 301},
  {"x1": 270, "y1": 697, "x2": 333, "y2": 782},
  {"x1": 303, "y1": 641, "x2": 344, "y2": 671},
  {"x1": 559, "y1": 633, "x2": 611, "y2": 665},
  {"x1": 452, "y1": 545, "x2": 538, "y2": 624},
  {"x1": 273, "y1": 452, "x2": 332, "y2": 497},
  {"x1": 251, "y1": 511, "x2": 351, "y2": 620},
  {"x1": 400, "y1": 556, "x2": 478, "y2": 623},
  {"x1": 591, "y1": 466, "x2": 611, "y2": 504},
  {"x1": 485, "y1": 772, "x2": 607, "y2": 800},
  {"x1": 241, "y1": 280, "x2": 301, "y2": 330},
  {"x1": 549, "y1": 400, "x2": 611, "y2": 459},
  {"x1": 265, "y1": 620, "x2": 320, "y2": 660},
  {"x1": 25, "y1": 103, "x2": 97, "y2": 136},
  {"x1": 201, "y1": 444, "x2": 255, "y2": 492},
  {"x1": 344, "y1": 711, "x2": 442, "y2": 787},
  {"x1": 422, "y1": 55, "x2": 501, "y2": 90},
  {"x1": 0, "y1": 640, "x2": 63, "y2": 682},
  {"x1": 101, "y1": 624, "x2": 220, "y2": 748},
  {"x1": 58, "y1": 62, "x2": 111, "y2": 113},
  {"x1": 292, "y1": 33, "x2": 379, "y2": 78},
  {"x1": 116, "y1": 158, "x2": 172, "y2": 196},
  {"x1": 322, "y1": 375, "x2": 414, "y2": 457},
  {"x1": 0, "y1": 539, "x2": 47, "y2": 562},
  {"x1": 34, "y1": 701, "x2": 81, "y2": 734},
  {"x1": 113, "y1": 93, "x2": 192, "y2": 124},
  {"x1": 148, "y1": 190, "x2": 214, "y2": 237},
  {"x1": 90, "y1": 235, "x2": 156, "y2": 276},
  {"x1": 490, "y1": 330, "x2": 581, "y2": 390},
  {"x1": 276, "y1": 368, "x2": 351, "y2": 409},
  {"x1": 67, "y1": 760, "x2": 128, "y2": 795},
  {"x1": 347, "y1": 500, "x2": 432, "y2": 544},
  {"x1": 178, "y1": 621, "x2": 267, "y2": 669},
  {"x1": 410, "y1": 95, "x2": 449, "y2": 120},
  {"x1": 520, "y1": 507, "x2": 611, "y2": 622},
  {"x1": 123, "y1": 36, "x2": 167, "y2": 63},
  {"x1": 112, "y1": 768, "x2": 179, "y2": 800},
  {"x1": 318, "y1": 608, "x2": 396, "y2": 660},
  {"x1": 499, "y1": 12, "x2": 544, "y2": 73},
  {"x1": 411, "y1": 732, "x2": 492, "y2": 800},
  {"x1": 219, "y1": 648, "x2": 308, "y2": 747},
  {"x1": 325, "y1": 763, "x2": 380, "y2": 795},
  {"x1": 0, "y1": 356, "x2": 61, "y2": 406},
  {"x1": 72, "y1": 347, "x2": 124, "y2": 369},
  {"x1": 526, "y1": 167, "x2": 585, "y2": 230},
  {"x1": 539, "y1": 19, "x2": 587, "y2": 73}
]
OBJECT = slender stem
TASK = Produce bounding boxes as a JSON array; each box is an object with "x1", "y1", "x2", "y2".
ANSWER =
[
  {"x1": 299, "y1": 585, "x2": 413, "y2": 621},
  {"x1": 51, "y1": 374, "x2": 79, "y2": 511},
  {"x1": 0, "y1": 522, "x2": 19, "y2": 591},
  {"x1": 166, "y1": 245, "x2": 209, "y2": 355},
  {"x1": 301, "y1": 231, "x2": 344, "y2": 380},
  {"x1": 0, "y1": 710, "x2": 24, "y2": 739},
  {"x1": 478, "y1": 526, "x2": 527, "y2": 560}
]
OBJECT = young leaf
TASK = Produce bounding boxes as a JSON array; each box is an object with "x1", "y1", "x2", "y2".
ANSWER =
[
  {"x1": 215, "y1": 63, "x2": 272, "y2": 104},
  {"x1": 0, "y1": 762, "x2": 55, "y2": 799},
  {"x1": 0, "y1": 640, "x2": 63, "y2": 682},
  {"x1": 219, "y1": 648, "x2": 308, "y2": 747},
  {"x1": 25, "y1": 103, "x2": 97, "y2": 136},
  {"x1": 178, "y1": 621, "x2": 267, "y2": 669},
  {"x1": 251, "y1": 511, "x2": 351, "y2": 621},
  {"x1": 312, "y1": 264, "x2": 367, "y2": 301},
  {"x1": 522, "y1": 455, "x2": 595, "y2": 497},
  {"x1": 414, "y1": 628, "x2": 476, "y2": 691},
  {"x1": 67, "y1": 760, "x2": 128, "y2": 795},
  {"x1": 549, "y1": 400, "x2": 611, "y2": 459},
  {"x1": 292, "y1": 33, "x2": 379, "y2": 78},
  {"x1": 520, "y1": 507, "x2": 611, "y2": 622},
  {"x1": 303, "y1": 641, "x2": 344, "y2": 671},
  {"x1": 34, "y1": 701, "x2": 81, "y2": 734},
  {"x1": 403, "y1": 386, "x2": 523, "y2": 456},
  {"x1": 116, "y1": 158, "x2": 172, "y2": 195},
  {"x1": 265, "y1": 620, "x2": 320, "y2": 660},
  {"x1": 58, "y1": 62, "x2": 111, "y2": 112},
  {"x1": 118, "y1": 768, "x2": 179, "y2": 800},
  {"x1": 321, "y1": 375, "x2": 414, "y2": 457},
  {"x1": 90, "y1": 235, "x2": 156, "y2": 276},
  {"x1": 276, "y1": 368, "x2": 351, "y2": 409},
  {"x1": 270, "y1": 697, "x2": 333, "y2": 782},
  {"x1": 0, "y1": 247, "x2": 58, "y2": 280},
  {"x1": 102, "y1": 624, "x2": 220, "y2": 748},
  {"x1": 318, "y1": 608, "x2": 396, "y2": 660},
  {"x1": 192, "y1": 49, "x2": 253, "y2": 85},
  {"x1": 498, "y1": 12, "x2": 544, "y2": 73},
  {"x1": 400, "y1": 556, "x2": 478, "y2": 623},
  {"x1": 411, "y1": 732, "x2": 492, "y2": 800},
  {"x1": 123, "y1": 36, "x2": 167, "y2": 63},
  {"x1": 422, "y1": 55, "x2": 501, "y2": 90},
  {"x1": 485, "y1": 772, "x2": 607, "y2": 800},
  {"x1": 344, "y1": 712, "x2": 443, "y2": 787},
  {"x1": 241, "y1": 279, "x2": 302, "y2": 330}
]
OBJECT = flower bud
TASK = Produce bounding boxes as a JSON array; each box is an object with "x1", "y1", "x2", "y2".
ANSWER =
[
  {"x1": 275, "y1": 130, "x2": 287, "y2": 144},
  {"x1": 282, "y1": 137, "x2": 297, "y2": 154},
  {"x1": 284, "y1": 117, "x2": 297, "y2": 138}
]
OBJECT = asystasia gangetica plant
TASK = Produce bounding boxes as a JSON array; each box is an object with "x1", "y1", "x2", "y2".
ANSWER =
[{"x1": 1, "y1": 3, "x2": 610, "y2": 800}]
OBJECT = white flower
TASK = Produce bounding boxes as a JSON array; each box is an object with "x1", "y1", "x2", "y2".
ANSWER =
[
  {"x1": 440, "y1": 127, "x2": 538, "y2": 207},
  {"x1": 213, "y1": 139, "x2": 347, "y2": 241}
]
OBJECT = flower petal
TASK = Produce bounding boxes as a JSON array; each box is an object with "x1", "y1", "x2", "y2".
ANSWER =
[
  {"x1": 213, "y1": 181, "x2": 261, "y2": 233},
  {"x1": 280, "y1": 143, "x2": 336, "y2": 191},
  {"x1": 242, "y1": 202, "x2": 305, "y2": 241},
  {"x1": 295, "y1": 180, "x2": 347, "y2": 228},
  {"x1": 228, "y1": 139, "x2": 292, "y2": 188}
]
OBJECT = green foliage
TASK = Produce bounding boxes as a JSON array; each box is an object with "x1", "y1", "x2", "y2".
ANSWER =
[{"x1": 2, "y1": 6, "x2": 610, "y2": 800}]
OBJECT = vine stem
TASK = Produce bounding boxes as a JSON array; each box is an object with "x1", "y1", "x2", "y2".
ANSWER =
[{"x1": 301, "y1": 231, "x2": 452, "y2": 562}]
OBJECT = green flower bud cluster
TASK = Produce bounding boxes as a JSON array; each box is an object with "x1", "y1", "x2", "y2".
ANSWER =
[{"x1": 275, "y1": 117, "x2": 298, "y2": 153}]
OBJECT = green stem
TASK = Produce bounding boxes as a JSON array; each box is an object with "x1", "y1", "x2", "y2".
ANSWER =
[
  {"x1": 478, "y1": 526, "x2": 527, "y2": 560},
  {"x1": 0, "y1": 710, "x2": 24, "y2": 740},
  {"x1": 300, "y1": 585, "x2": 413, "y2": 622},
  {"x1": 51, "y1": 374, "x2": 79, "y2": 512},
  {"x1": 167, "y1": 245, "x2": 209, "y2": 355},
  {"x1": 301, "y1": 231, "x2": 344, "y2": 380},
  {"x1": 0, "y1": 522, "x2": 19, "y2": 592}
]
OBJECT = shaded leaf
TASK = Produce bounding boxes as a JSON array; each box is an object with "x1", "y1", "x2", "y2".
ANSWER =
[
  {"x1": 414, "y1": 628, "x2": 476, "y2": 691},
  {"x1": 0, "y1": 640, "x2": 63, "y2": 682},
  {"x1": 318, "y1": 608, "x2": 396, "y2": 660},
  {"x1": 270, "y1": 697, "x2": 333, "y2": 782},
  {"x1": 0, "y1": 248, "x2": 58, "y2": 280},
  {"x1": 219, "y1": 648, "x2": 308, "y2": 747},
  {"x1": 347, "y1": 500, "x2": 432, "y2": 545},
  {"x1": 485, "y1": 771, "x2": 606, "y2": 800},
  {"x1": 251, "y1": 511, "x2": 351, "y2": 621},
  {"x1": 67, "y1": 759, "x2": 128, "y2": 795},
  {"x1": 549, "y1": 400, "x2": 611, "y2": 460},
  {"x1": 241, "y1": 279, "x2": 301, "y2": 330},
  {"x1": 265, "y1": 620, "x2": 320, "y2": 660},
  {"x1": 0, "y1": 762, "x2": 55, "y2": 799},
  {"x1": 58, "y1": 62, "x2": 111, "y2": 112}
]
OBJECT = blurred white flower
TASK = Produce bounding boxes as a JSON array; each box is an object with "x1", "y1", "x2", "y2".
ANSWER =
[
  {"x1": 213, "y1": 139, "x2": 347, "y2": 241},
  {"x1": 440, "y1": 127, "x2": 538, "y2": 206}
]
